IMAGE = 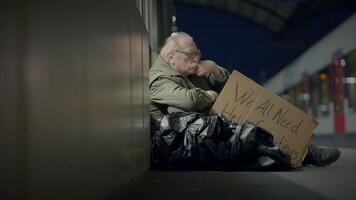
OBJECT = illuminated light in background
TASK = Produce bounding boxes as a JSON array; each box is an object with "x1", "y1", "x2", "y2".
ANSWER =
[
  {"x1": 319, "y1": 104, "x2": 329, "y2": 112},
  {"x1": 172, "y1": 15, "x2": 176, "y2": 23},
  {"x1": 304, "y1": 93, "x2": 310, "y2": 101},
  {"x1": 319, "y1": 73, "x2": 328, "y2": 81},
  {"x1": 343, "y1": 77, "x2": 356, "y2": 84},
  {"x1": 298, "y1": 93, "x2": 310, "y2": 101}
]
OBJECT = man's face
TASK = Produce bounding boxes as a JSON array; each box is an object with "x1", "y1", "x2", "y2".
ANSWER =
[
  {"x1": 170, "y1": 38, "x2": 201, "y2": 76},
  {"x1": 173, "y1": 48, "x2": 201, "y2": 76}
]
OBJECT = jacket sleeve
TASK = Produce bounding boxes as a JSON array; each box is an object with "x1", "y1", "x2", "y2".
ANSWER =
[
  {"x1": 207, "y1": 66, "x2": 230, "y2": 92},
  {"x1": 150, "y1": 77, "x2": 214, "y2": 112}
]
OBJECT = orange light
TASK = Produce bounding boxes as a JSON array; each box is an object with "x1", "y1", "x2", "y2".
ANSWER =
[{"x1": 319, "y1": 73, "x2": 328, "y2": 81}]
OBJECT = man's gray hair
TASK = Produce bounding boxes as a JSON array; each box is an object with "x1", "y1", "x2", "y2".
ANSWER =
[{"x1": 160, "y1": 32, "x2": 193, "y2": 62}]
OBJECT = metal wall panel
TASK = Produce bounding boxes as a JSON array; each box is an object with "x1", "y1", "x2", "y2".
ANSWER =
[
  {"x1": 0, "y1": 1, "x2": 27, "y2": 199},
  {"x1": 0, "y1": 0, "x2": 150, "y2": 199}
]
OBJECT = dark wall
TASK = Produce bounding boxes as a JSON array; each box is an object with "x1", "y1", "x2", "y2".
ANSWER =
[{"x1": 0, "y1": 0, "x2": 150, "y2": 199}]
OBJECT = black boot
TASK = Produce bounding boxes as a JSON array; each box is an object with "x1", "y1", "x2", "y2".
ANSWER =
[{"x1": 302, "y1": 144, "x2": 341, "y2": 167}]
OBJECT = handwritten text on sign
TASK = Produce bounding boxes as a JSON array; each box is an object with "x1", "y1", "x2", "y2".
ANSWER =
[
  {"x1": 219, "y1": 81, "x2": 303, "y2": 135},
  {"x1": 211, "y1": 70, "x2": 317, "y2": 167}
]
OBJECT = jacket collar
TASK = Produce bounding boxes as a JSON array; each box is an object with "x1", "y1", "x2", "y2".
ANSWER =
[
  {"x1": 152, "y1": 55, "x2": 182, "y2": 77},
  {"x1": 150, "y1": 55, "x2": 192, "y2": 87}
]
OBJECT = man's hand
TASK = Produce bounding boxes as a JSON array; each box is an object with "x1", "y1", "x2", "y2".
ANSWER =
[
  {"x1": 206, "y1": 90, "x2": 218, "y2": 102},
  {"x1": 195, "y1": 60, "x2": 224, "y2": 80},
  {"x1": 195, "y1": 60, "x2": 218, "y2": 76}
]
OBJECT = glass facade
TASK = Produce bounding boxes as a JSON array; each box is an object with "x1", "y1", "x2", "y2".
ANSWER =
[
  {"x1": 344, "y1": 49, "x2": 356, "y2": 111},
  {"x1": 284, "y1": 48, "x2": 356, "y2": 119}
]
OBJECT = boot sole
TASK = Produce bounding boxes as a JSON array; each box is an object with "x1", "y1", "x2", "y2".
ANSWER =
[{"x1": 314, "y1": 150, "x2": 341, "y2": 167}]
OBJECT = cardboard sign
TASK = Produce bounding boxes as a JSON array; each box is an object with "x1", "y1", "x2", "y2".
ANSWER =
[{"x1": 211, "y1": 70, "x2": 318, "y2": 167}]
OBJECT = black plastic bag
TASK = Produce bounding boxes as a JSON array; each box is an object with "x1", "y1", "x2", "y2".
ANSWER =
[{"x1": 151, "y1": 111, "x2": 291, "y2": 170}]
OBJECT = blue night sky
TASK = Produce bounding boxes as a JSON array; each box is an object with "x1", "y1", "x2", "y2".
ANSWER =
[{"x1": 175, "y1": 3, "x2": 352, "y2": 83}]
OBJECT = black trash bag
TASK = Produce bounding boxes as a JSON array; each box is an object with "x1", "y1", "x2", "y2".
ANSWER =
[{"x1": 151, "y1": 111, "x2": 292, "y2": 170}]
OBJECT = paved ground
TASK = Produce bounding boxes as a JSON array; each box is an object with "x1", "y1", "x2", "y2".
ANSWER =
[{"x1": 114, "y1": 135, "x2": 356, "y2": 200}]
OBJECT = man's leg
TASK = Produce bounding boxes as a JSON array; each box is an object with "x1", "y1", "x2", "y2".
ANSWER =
[{"x1": 302, "y1": 144, "x2": 341, "y2": 167}]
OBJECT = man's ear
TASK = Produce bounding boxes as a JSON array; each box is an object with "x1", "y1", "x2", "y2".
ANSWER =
[{"x1": 167, "y1": 53, "x2": 175, "y2": 65}]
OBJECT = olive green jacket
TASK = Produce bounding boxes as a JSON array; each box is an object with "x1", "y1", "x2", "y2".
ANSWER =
[{"x1": 149, "y1": 55, "x2": 230, "y2": 120}]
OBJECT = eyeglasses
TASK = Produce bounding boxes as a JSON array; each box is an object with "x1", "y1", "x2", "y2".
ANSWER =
[{"x1": 175, "y1": 48, "x2": 201, "y2": 60}]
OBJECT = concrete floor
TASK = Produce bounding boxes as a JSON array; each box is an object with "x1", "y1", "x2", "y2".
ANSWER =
[{"x1": 114, "y1": 136, "x2": 356, "y2": 200}]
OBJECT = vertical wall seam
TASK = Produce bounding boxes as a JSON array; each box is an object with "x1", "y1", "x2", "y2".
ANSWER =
[
  {"x1": 79, "y1": 0, "x2": 88, "y2": 190},
  {"x1": 128, "y1": 1, "x2": 134, "y2": 177},
  {"x1": 17, "y1": 0, "x2": 29, "y2": 199}
]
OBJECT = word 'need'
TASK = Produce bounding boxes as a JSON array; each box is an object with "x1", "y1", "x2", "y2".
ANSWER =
[{"x1": 219, "y1": 81, "x2": 304, "y2": 135}]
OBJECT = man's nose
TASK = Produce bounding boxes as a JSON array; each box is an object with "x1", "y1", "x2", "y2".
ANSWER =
[
  {"x1": 190, "y1": 62, "x2": 199, "y2": 69},
  {"x1": 191, "y1": 59, "x2": 200, "y2": 66}
]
